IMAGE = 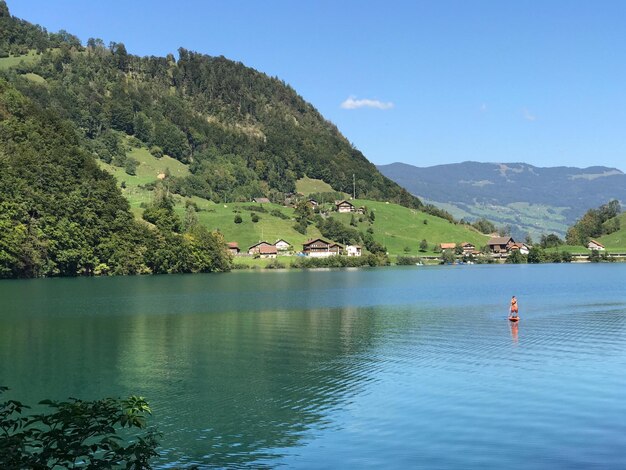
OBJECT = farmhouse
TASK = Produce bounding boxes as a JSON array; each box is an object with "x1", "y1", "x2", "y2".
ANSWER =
[
  {"x1": 509, "y1": 242, "x2": 530, "y2": 255},
  {"x1": 227, "y1": 242, "x2": 240, "y2": 255},
  {"x1": 274, "y1": 239, "x2": 292, "y2": 252},
  {"x1": 587, "y1": 239, "x2": 605, "y2": 251},
  {"x1": 487, "y1": 236, "x2": 515, "y2": 253},
  {"x1": 439, "y1": 243, "x2": 456, "y2": 251},
  {"x1": 302, "y1": 238, "x2": 342, "y2": 257},
  {"x1": 259, "y1": 245, "x2": 278, "y2": 258},
  {"x1": 253, "y1": 197, "x2": 270, "y2": 204},
  {"x1": 248, "y1": 241, "x2": 274, "y2": 255},
  {"x1": 335, "y1": 200, "x2": 355, "y2": 213},
  {"x1": 345, "y1": 245, "x2": 362, "y2": 257},
  {"x1": 461, "y1": 242, "x2": 475, "y2": 254}
]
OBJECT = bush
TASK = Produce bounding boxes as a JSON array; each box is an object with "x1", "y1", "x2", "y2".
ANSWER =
[
  {"x1": 0, "y1": 387, "x2": 159, "y2": 468},
  {"x1": 251, "y1": 213, "x2": 260, "y2": 223},
  {"x1": 270, "y1": 209, "x2": 290, "y2": 220},
  {"x1": 396, "y1": 256, "x2": 423, "y2": 265},
  {"x1": 234, "y1": 215, "x2": 243, "y2": 224},
  {"x1": 149, "y1": 145, "x2": 163, "y2": 158}
]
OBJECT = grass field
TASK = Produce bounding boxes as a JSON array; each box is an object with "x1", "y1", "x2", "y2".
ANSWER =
[
  {"x1": 0, "y1": 51, "x2": 41, "y2": 70},
  {"x1": 295, "y1": 176, "x2": 346, "y2": 197},
  {"x1": 330, "y1": 199, "x2": 489, "y2": 255}
]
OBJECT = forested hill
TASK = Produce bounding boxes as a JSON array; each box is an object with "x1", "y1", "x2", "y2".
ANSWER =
[{"x1": 0, "y1": 0, "x2": 419, "y2": 208}]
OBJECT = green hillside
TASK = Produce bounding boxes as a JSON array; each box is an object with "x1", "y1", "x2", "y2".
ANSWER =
[
  {"x1": 597, "y1": 212, "x2": 626, "y2": 250},
  {"x1": 333, "y1": 200, "x2": 488, "y2": 255}
]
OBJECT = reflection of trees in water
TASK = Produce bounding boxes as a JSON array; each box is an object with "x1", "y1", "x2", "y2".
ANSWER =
[{"x1": 116, "y1": 306, "x2": 385, "y2": 467}]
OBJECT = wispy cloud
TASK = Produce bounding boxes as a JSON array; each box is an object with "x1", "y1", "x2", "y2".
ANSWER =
[
  {"x1": 341, "y1": 96, "x2": 394, "y2": 110},
  {"x1": 522, "y1": 107, "x2": 537, "y2": 121},
  {"x1": 480, "y1": 103, "x2": 488, "y2": 112}
]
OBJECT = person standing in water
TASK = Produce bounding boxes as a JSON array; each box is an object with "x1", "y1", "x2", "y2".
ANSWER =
[{"x1": 510, "y1": 296, "x2": 519, "y2": 318}]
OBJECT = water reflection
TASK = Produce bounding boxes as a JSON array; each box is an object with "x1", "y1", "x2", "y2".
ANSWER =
[{"x1": 509, "y1": 321, "x2": 519, "y2": 343}]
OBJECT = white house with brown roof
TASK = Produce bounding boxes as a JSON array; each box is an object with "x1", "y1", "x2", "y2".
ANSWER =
[
  {"x1": 227, "y1": 242, "x2": 240, "y2": 255},
  {"x1": 259, "y1": 245, "x2": 278, "y2": 258},
  {"x1": 509, "y1": 242, "x2": 530, "y2": 255},
  {"x1": 439, "y1": 243, "x2": 456, "y2": 251},
  {"x1": 274, "y1": 239, "x2": 292, "y2": 252},
  {"x1": 587, "y1": 239, "x2": 605, "y2": 251},
  {"x1": 302, "y1": 238, "x2": 342, "y2": 257},
  {"x1": 335, "y1": 200, "x2": 355, "y2": 213},
  {"x1": 248, "y1": 241, "x2": 274, "y2": 255}
]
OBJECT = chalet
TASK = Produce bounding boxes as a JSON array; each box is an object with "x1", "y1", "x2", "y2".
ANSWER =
[
  {"x1": 509, "y1": 243, "x2": 530, "y2": 255},
  {"x1": 439, "y1": 243, "x2": 456, "y2": 251},
  {"x1": 345, "y1": 245, "x2": 362, "y2": 257},
  {"x1": 253, "y1": 197, "x2": 270, "y2": 204},
  {"x1": 248, "y1": 241, "x2": 274, "y2": 255},
  {"x1": 227, "y1": 242, "x2": 240, "y2": 255},
  {"x1": 587, "y1": 239, "x2": 605, "y2": 251},
  {"x1": 307, "y1": 199, "x2": 319, "y2": 208},
  {"x1": 274, "y1": 239, "x2": 292, "y2": 252},
  {"x1": 259, "y1": 245, "x2": 278, "y2": 259},
  {"x1": 461, "y1": 242, "x2": 475, "y2": 254},
  {"x1": 335, "y1": 200, "x2": 355, "y2": 213},
  {"x1": 302, "y1": 238, "x2": 342, "y2": 257},
  {"x1": 487, "y1": 236, "x2": 515, "y2": 253}
]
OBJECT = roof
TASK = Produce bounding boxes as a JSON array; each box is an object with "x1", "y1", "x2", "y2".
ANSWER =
[
  {"x1": 335, "y1": 199, "x2": 354, "y2": 207},
  {"x1": 303, "y1": 238, "x2": 330, "y2": 247},
  {"x1": 227, "y1": 242, "x2": 239, "y2": 248},
  {"x1": 461, "y1": 242, "x2": 475, "y2": 247},
  {"x1": 487, "y1": 236, "x2": 514, "y2": 245},
  {"x1": 275, "y1": 239, "x2": 291, "y2": 245},
  {"x1": 253, "y1": 197, "x2": 270, "y2": 203},
  {"x1": 440, "y1": 243, "x2": 456, "y2": 249},
  {"x1": 259, "y1": 245, "x2": 278, "y2": 254},
  {"x1": 588, "y1": 239, "x2": 605, "y2": 247},
  {"x1": 249, "y1": 241, "x2": 272, "y2": 249}
]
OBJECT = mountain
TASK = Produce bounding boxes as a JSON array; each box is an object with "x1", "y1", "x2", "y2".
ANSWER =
[
  {"x1": 0, "y1": 0, "x2": 419, "y2": 209},
  {"x1": 378, "y1": 161, "x2": 626, "y2": 238}
]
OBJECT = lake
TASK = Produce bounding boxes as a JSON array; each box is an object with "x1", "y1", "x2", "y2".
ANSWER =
[{"x1": 1, "y1": 264, "x2": 626, "y2": 468}]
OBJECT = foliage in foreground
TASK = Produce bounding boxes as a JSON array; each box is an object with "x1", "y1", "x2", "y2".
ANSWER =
[{"x1": 0, "y1": 387, "x2": 159, "y2": 469}]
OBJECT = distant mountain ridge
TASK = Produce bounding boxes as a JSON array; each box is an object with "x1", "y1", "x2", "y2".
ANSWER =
[{"x1": 377, "y1": 161, "x2": 626, "y2": 237}]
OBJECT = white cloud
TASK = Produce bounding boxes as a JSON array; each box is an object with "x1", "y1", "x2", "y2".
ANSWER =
[
  {"x1": 522, "y1": 108, "x2": 537, "y2": 121},
  {"x1": 341, "y1": 96, "x2": 394, "y2": 110}
]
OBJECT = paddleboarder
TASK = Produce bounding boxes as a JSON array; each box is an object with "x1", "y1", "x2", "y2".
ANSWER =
[{"x1": 510, "y1": 295, "x2": 519, "y2": 319}]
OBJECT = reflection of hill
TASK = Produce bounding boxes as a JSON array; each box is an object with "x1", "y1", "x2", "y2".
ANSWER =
[{"x1": 0, "y1": 273, "x2": 390, "y2": 467}]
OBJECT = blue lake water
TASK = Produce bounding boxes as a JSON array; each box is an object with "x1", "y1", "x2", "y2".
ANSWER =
[{"x1": 1, "y1": 264, "x2": 626, "y2": 468}]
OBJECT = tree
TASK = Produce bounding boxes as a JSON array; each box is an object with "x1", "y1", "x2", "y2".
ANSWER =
[
  {"x1": 441, "y1": 250, "x2": 455, "y2": 264},
  {"x1": 527, "y1": 246, "x2": 544, "y2": 264},
  {"x1": 506, "y1": 250, "x2": 526, "y2": 264},
  {"x1": 419, "y1": 239, "x2": 428, "y2": 252},
  {"x1": 234, "y1": 214, "x2": 242, "y2": 224},
  {"x1": 0, "y1": 387, "x2": 159, "y2": 468}
]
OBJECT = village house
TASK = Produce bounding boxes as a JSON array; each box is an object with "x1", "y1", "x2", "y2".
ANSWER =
[
  {"x1": 439, "y1": 243, "x2": 456, "y2": 251},
  {"x1": 248, "y1": 241, "x2": 274, "y2": 255},
  {"x1": 345, "y1": 244, "x2": 362, "y2": 257},
  {"x1": 258, "y1": 245, "x2": 278, "y2": 258},
  {"x1": 274, "y1": 239, "x2": 292, "y2": 252},
  {"x1": 487, "y1": 236, "x2": 515, "y2": 253},
  {"x1": 461, "y1": 242, "x2": 476, "y2": 254},
  {"x1": 302, "y1": 238, "x2": 342, "y2": 257},
  {"x1": 509, "y1": 242, "x2": 531, "y2": 255},
  {"x1": 335, "y1": 200, "x2": 355, "y2": 213},
  {"x1": 227, "y1": 242, "x2": 240, "y2": 255},
  {"x1": 587, "y1": 239, "x2": 605, "y2": 251},
  {"x1": 253, "y1": 197, "x2": 270, "y2": 204},
  {"x1": 307, "y1": 199, "x2": 318, "y2": 208}
]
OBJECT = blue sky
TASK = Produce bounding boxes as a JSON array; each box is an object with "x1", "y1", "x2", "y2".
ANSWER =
[{"x1": 10, "y1": 0, "x2": 626, "y2": 171}]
